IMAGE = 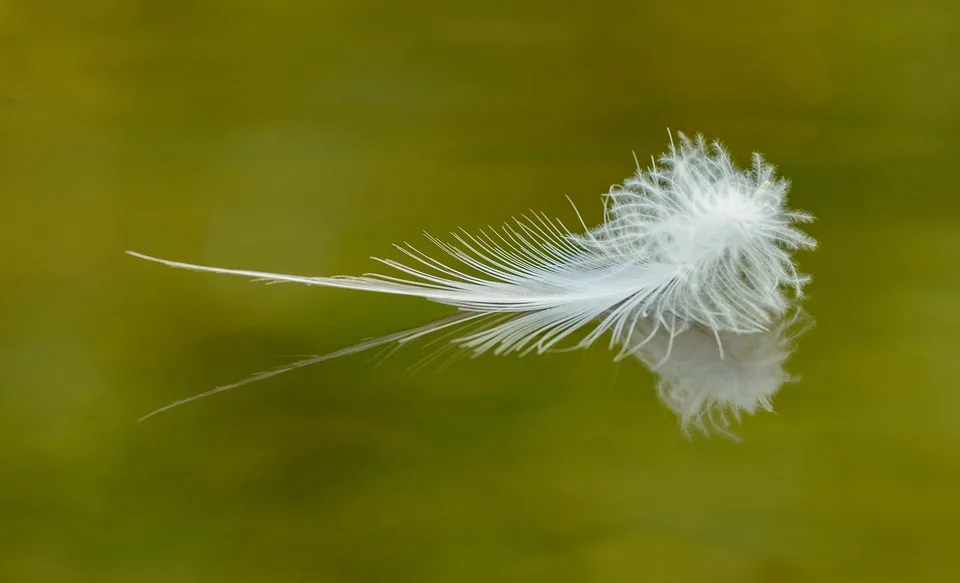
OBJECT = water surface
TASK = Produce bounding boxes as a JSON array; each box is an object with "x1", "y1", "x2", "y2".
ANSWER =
[{"x1": 2, "y1": 1, "x2": 959, "y2": 581}]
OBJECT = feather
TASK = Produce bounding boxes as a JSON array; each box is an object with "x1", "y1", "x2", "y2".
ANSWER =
[{"x1": 129, "y1": 131, "x2": 816, "y2": 435}]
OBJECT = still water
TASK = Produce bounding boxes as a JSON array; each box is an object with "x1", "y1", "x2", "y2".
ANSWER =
[{"x1": 2, "y1": 1, "x2": 959, "y2": 581}]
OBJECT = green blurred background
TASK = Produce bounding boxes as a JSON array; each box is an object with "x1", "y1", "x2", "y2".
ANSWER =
[{"x1": 2, "y1": 0, "x2": 959, "y2": 581}]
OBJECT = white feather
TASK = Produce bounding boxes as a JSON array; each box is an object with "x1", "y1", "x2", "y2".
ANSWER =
[{"x1": 129, "y1": 131, "x2": 816, "y2": 434}]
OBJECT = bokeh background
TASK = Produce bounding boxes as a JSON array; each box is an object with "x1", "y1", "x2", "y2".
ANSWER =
[{"x1": 2, "y1": 0, "x2": 959, "y2": 581}]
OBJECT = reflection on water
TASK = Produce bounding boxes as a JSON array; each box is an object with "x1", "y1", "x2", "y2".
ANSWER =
[{"x1": 2, "y1": 1, "x2": 959, "y2": 581}]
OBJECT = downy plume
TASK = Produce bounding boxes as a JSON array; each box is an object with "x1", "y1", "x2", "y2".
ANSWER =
[{"x1": 129, "y1": 132, "x2": 816, "y2": 435}]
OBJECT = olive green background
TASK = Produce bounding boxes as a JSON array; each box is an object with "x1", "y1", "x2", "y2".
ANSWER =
[{"x1": 2, "y1": 1, "x2": 959, "y2": 581}]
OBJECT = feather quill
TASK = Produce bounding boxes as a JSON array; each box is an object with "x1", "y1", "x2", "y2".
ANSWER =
[{"x1": 129, "y1": 132, "x2": 816, "y2": 435}]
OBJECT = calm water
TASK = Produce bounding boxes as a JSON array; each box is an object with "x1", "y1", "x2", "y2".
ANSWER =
[{"x1": 2, "y1": 1, "x2": 959, "y2": 581}]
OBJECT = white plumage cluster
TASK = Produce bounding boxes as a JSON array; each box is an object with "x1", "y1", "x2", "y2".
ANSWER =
[{"x1": 130, "y1": 132, "x2": 816, "y2": 436}]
